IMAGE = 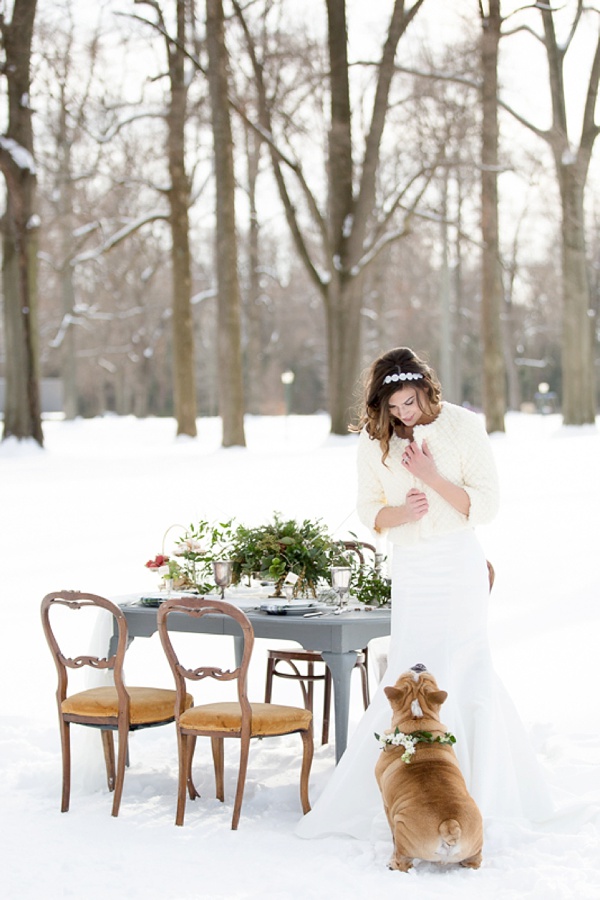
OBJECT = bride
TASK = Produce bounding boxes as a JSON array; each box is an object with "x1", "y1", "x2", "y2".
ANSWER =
[{"x1": 297, "y1": 347, "x2": 553, "y2": 840}]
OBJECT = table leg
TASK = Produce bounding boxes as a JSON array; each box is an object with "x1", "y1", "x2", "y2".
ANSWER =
[
  {"x1": 235, "y1": 636, "x2": 356, "y2": 763},
  {"x1": 108, "y1": 623, "x2": 133, "y2": 661},
  {"x1": 320, "y1": 650, "x2": 358, "y2": 763},
  {"x1": 233, "y1": 634, "x2": 244, "y2": 667},
  {"x1": 108, "y1": 626, "x2": 120, "y2": 660}
]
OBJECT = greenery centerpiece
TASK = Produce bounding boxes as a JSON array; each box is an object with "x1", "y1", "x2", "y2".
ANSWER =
[
  {"x1": 145, "y1": 515, "x2": 391, "y2": 606},
  {"x1": 229, "y1": 513, "x2": 335, "y2": 598}
]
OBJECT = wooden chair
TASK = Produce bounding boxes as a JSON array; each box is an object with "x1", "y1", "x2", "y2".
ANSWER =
[
  {"x1": 41, "y1": 590, "x2": 193, "y2": 817},
  {"x1": 157, "y1": 595, "x2": 313, "y2": 830},
  {"x1": 264, "y1": 541, "x2": 376, "y2": 745}
]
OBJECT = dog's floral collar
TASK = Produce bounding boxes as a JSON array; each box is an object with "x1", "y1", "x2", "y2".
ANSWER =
[{"x1": 375, "y1": 728, "x2": 456, "y2": 764}]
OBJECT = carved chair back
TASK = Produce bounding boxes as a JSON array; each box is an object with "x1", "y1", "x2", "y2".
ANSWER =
[
  {"x1": 157, "y1": 595, "x2": 253, "y2": 726},
  {"x1": 41, "y1": 590, "x2": 130, "y2": 726}
]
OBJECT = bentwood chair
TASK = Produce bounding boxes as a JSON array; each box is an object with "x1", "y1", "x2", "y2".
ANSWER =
[
  {"x1": 41, "y1": 590, "x2": 193, "y2": 817},
  {"x1": 264, "y1": 541, "x2": 376, "y2": 745},
  {"x1": 157, "y1": 595, "x2": 313, "y2": 829}
]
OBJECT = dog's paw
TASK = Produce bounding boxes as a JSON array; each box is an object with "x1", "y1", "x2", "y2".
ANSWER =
[
  {"x1": 387, "y1": 855, "x2": 413, "y2": 872},
  {"x1": 460, "y1": 852, "x2": 482, "y2": 870}
]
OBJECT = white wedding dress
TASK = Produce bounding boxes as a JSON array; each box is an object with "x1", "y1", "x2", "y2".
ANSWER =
[{"x1": 296, "y1": 529, "x2": 554, "y2": 840}]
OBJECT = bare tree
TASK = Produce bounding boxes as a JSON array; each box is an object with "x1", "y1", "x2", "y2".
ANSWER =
[
  {"x1": 502, "y1": 0, "x2": 599, "y2": 424},
  {"x1": 205, "y1": 0, "x2": 245, "y2": 445},
  {"x1": 0, "y1": 0, "x2": 43, "y2": 444},
  {"x1": 233, "y1": 0, "x2": 430, "y2": 433},
  {"x1": 480, "y1": 0, "x2": 506, "y2": 432},
  {"x1": 133, "y1": 0, "x2": 199, "y2": 437},
  {"x1": 34, "y1": 6, "x2": 101, "y2": 420},
  {"x1": 241, "y1": 121, "x2": 264, "y2": 415}
]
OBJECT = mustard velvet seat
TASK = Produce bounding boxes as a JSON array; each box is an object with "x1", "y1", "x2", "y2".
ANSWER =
[
  {"x1": 41, "y1": 590, "x2": 192, "y2": 817},
  {"x1": 61, "y1": 686, "x2": 189, "y2": 725},
  {"x1": 179, "y1": 701, "x2": 312, "y2": 734},
  {"x1": 157, "y1": 595, "x2": 314, "y2": 830}
]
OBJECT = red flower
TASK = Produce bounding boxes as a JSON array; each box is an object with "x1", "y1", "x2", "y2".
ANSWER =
[{"x1": 145, "y1": 554, "x2": 169, "y2": 569}]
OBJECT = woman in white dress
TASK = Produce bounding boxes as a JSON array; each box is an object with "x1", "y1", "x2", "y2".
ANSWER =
[{"x1": 297, "y1": 347, "x2": 553, "y2": 841}]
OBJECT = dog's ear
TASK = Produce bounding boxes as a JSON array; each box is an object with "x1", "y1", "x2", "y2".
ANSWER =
[
  {"x1": 424, "y1": 689, "x2": 448, "y2": 708},
  {"x1": 384, "y1": 685, "x2": 408, "y2": 707}
]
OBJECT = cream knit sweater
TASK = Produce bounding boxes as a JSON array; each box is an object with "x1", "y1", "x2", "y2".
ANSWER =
[{"x1": 356, "y1": 402, "x2": 499, "y2": 546}]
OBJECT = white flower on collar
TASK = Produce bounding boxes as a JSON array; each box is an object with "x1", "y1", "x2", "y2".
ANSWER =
[{"x1": 375, "y1": 728, "x2": 456, "y2": 763}]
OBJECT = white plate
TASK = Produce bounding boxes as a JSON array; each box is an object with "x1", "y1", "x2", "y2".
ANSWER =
[{"x1": 260, "y1": 603, "x2": 327, "y2": 616}]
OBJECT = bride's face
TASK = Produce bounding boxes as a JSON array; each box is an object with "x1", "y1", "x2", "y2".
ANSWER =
[{"x1": 388, "y1": 387, "x2": 423, "y2": 428}]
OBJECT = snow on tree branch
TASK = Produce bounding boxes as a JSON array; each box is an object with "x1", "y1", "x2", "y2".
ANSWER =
[
  {"x1": 0, "y1": 136, "x2": 36, "y2": 173},
  {"x1": 70, "y1": 212, "x2": 169, "y2": 266}
]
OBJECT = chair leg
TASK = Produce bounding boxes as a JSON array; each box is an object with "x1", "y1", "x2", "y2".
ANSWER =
[
  {"x1": 186, "y1": 734, "x2": 199, "y2": 800},
  {"x1": 176, "y1": 732, "x2": 191, "y2": 826},
  {"x1": 264, "y1": 656, "x2": 275, "y2": 703},
  {"x1": 231, "y1": 733, "x2": 250, "y2": 831},
  {"x1": 59, "y1": 718, "x2": 71, "y2": 813},
  {"x1": 322, "y1": 669, "x2": 332, "y2": 745},
  {"x1": 211, "y1": 736, "x2": 225, "y2": 802},
  {"x1": 299, "y1": 729, "x2": 313, "y2": 814},
  {"x1": 267, "y1": 655, "x2": 328, "y2": 743},
  {"x1": 100, "y1": 729, "x2": 116, "y2": 792},
  {"x1": 306, "y1": 661, "x2": 315, "y2": 716},
  {"x1": 111, "y1": 725, "x2": 128, "y2": 817}
]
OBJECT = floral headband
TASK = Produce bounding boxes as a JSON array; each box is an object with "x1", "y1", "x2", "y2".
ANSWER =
[{"x1": 383, "y1": 371, "x2": 424, "y2": 385}]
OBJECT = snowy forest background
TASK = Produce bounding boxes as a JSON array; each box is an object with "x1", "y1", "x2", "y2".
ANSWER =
[{"x1": 1, "y1": 0, "x2": 599, "y2": 443}]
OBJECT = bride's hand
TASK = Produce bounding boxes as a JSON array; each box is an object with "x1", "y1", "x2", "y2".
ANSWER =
[
  {"x1": 404, "y1": 487, "x2": 429, "y2": 521},
  {"x1": 402, "y1": 440, "x2": 438, "y2": 484}
]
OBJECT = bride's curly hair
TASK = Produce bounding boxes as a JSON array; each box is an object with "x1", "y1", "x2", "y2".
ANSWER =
[{"x1": 352, "y1": 347, "x2": 442, "y2": 462}]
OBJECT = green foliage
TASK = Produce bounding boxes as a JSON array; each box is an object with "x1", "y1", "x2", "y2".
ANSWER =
[
  {"x1": 170, "y1": 519, "x2": 235, "y2": 593},
  {"x1": 329, "y1": 535, "x2": 391, "y2": 607},
  {"x1": 229, "y1": 513, "x2": 334, "y2": 597},
  {"x1": 149, "y1": 516, "x2": 390, "y2": 605},
  {"x1": 349, "y1": 564, "x2": 391, "y2": 608}
]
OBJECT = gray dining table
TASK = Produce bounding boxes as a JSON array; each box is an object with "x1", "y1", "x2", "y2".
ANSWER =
[{"x1": 111, "y1": 593, "x2": 391, "y2": 762}]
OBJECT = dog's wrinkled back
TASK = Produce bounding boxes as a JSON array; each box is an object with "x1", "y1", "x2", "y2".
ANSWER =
[{"x1": 375, "y1": 668, "x2": 483, "y2": 872}]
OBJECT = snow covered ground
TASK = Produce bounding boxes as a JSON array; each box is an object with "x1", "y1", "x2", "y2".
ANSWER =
[{"x1": 1, "y1": 411, "x2": 599, "y2": 899}]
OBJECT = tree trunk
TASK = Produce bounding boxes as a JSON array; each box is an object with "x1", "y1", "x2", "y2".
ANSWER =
[
  {"x1": 480, "y1": 0, "x2": 506, "y2": 433},
  {"x1": 206, "y1": 0, "x2": 246, "y2": 446},
  {"x1": 546, "y1": 9, "x2": 598, "y2": 424},
  {"x1": 539, "y1": 1, "x2": 597, "y2": 425},
  {"x1": 502, "y1": 293, "x2": 521, "y2": 411},
  {"x1": 453, "y1": 175, "x2": 466, "y2": 405},
  {"x1": 557, "y1": 163, "x2": 595, "y2": 423},
  {"x1": 326, "y1": 276, "x2": 363, "y2": 434},
  {"x1": 243, "y1": 124, "x2": 263, "y2": 415},
  {"x1": 511, "y1": 2, "x2": 599, "y2": 424},
  {"x1": 56, "y1": 108, "x2": 78, "y2": 420},
  {"x1": 0, "y1": 0, "x2": 43, "y2": 445},
  {"x1": 324, "y1": 0, "x2": 356, "y2": 432},
  {"x1": 60, "y1": 264, "x2": 78, "y2": 419},
  {"x1": 167, "y1": 0, "x2": 198, "y2": 437},
  {"x1": 438, "y1": 166, "x2": 459, "y2": 403}
]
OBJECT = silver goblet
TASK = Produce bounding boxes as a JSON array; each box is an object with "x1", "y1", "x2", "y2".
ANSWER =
[
  {"x1": 213, "y1": 559, "x2": 233, "y2": 599},
  {"x1": 330, "y1": 566, "x2": 352, "y2": 609}
]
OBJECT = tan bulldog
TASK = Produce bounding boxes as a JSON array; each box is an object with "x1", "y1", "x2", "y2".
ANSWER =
[{"x1": 375, "y1": 664, "x2": 483, "y2": 872}]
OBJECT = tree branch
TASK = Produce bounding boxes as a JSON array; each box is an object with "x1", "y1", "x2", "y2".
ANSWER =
[
  {"x1": 348, "y1": 0, "x2": 426, "y2": 267},
  {"x1": 70, "y1": 212, "x2": 169, "y2": 266},
  {"x1": 231, "y1": 0, "x2": 329, "y2": 291},
  {"x1": 580, "y1": 26, "x2": 600, "y2": 154}
]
